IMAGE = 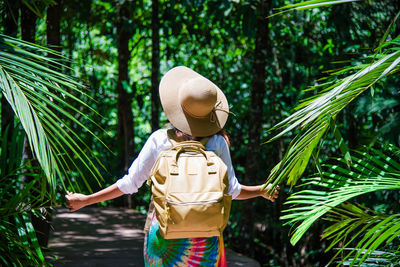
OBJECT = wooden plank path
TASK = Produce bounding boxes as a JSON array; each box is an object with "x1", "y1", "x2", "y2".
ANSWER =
[{"x1": 48, "y1": 207, "x2": 260, "y2": 266}]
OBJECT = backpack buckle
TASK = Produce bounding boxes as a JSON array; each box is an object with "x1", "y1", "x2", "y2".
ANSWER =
[{"x1": 170, "y1": 163, "x2": 179, "y2": 175}]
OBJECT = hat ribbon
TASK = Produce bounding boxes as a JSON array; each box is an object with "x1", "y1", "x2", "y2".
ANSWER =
[{"x1": 210, "y1": 101, "x2": 236, "y2": 123}]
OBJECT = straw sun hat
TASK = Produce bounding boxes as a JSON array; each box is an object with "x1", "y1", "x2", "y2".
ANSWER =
[{"x1": 159, "y1": 66, "x2": 229, "y2": 137}]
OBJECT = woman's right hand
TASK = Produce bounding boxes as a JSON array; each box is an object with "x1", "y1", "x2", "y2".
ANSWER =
[{"x1": 65, "y1": 191, "x2": 89, "y2": 212}]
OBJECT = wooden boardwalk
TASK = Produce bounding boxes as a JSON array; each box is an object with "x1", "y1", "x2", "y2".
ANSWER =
[{"x1": 48, "y1": 207, "x2": 260, "y2": 266}]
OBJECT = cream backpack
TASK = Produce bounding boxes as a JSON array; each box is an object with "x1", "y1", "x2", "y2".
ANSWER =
[{"x1": 146, "y1": 129, "x2": 232, "y2": 239}]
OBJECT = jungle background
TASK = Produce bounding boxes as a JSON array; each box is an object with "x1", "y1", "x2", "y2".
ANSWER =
[{"x1": 1, "y1": 0, "x2": 400, "y2": 266}]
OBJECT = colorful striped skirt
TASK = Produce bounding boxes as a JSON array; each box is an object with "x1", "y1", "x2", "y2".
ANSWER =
[{"x1": 144, "y1": 213, "x2": 227, "y2": 267}]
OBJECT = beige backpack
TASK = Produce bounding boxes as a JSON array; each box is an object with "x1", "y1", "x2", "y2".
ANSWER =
[{"x1": 146, "y1": 129, "x2": 232, "y2": 239}]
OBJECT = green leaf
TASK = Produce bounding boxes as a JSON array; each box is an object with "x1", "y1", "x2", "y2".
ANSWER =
[
  {"x1": 267, "y1": 45, "x2": 400, "y2": 190},
  {"x1": 282, "y1": 145, "x2": 400, "y2": 266},
  {"x1": 269, "y1": 0, "x2": 360, "y2": 18},
  {"x1": 0, "y1": 34, "x2": 107, "y2": 197}
]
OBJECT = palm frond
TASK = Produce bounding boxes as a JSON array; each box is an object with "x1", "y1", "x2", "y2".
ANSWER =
[
  {"x1": 334, "y1": 248, "x2": 398, "y2": 266},
  {"x1": 323, "y1": 203, "x2": 400, "y2": 266},
  {"x1": 0, "y1": 34, "x2": 109, "y2": 265},
  {"x1": 266, "y1": 40, "x2": 400, "y2": 190},
  {"x1": 0, "y1": 34, "x2": 107, "y2": 195},
  {"x1": 282, "y1": 144, "x2": 400, "y2": 246},
  {"x1": 14, "y1": 212, "x2": 45, "y2": 263},
  {"x1": 0, "y1": 216, "x2": 46, "y2": 266},
  {"x1": 0, "y1": 125, "x2": 50, "y2": 265},
  {"x1": 269, "y1": 0, "x2": 360, "y2": 18},
  {"x1": 0, "y1": 65, "x2": 57, "y2": 191},
  {"x1": 19, "y1": 0, "x2": 57, "y2": 17}
]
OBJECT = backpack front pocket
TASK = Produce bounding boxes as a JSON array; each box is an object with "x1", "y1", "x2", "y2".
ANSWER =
[{"x1": 164, "y1": 192, "x2": 225, "y2": 238}]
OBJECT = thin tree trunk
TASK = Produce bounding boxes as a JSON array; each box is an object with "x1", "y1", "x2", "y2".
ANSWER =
[
  {"x1": 3, "y1": 1, "x2": 19, "y2": 37},
  {"x1": 1, "y1": 0, "x2": 19, "y2": 144},
  {"x1": 21, "y1": 2, "x2": 54, "y2": 248},
  {"x1": 47, "y1": 0, "x2": 62, "y2": 59},
  {"x1": 116, "y1": 1, "x2": 135, "y2": 209},
  {"x1": 151, "y1": 0, "x2": 160, "y2": 131},
  {"x1": 47, "y1": 0, "x2": 74, "y2": 129},
  {"x1": 86, "y1": 24, "x2": 98, "y2": 94},
  {"x1": 395, "y1": 0, "x2": 400, "y2": 36},
  {"x1": 21, "y1": 4, "x2": 36, "y2": 42},
  {"x1": 245, "y1": 0, "x2": 271, "y2": 183},
  {"x1": 1, "y1": 0, "x2": 19, "y2": 224},
  {"x1": 242, "y1": 0, "x2": 272, "y2": 258},
  {"x1": 28, "y1": 0, "x2": 64, "y2": 248},
  {"x1": 66, "y1": 17, "x2": 74, "y2": 73}
]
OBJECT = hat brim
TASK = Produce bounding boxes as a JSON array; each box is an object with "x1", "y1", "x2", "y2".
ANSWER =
[{"x1": 159, "y1": 66, "x2": 229, "y2": 137}]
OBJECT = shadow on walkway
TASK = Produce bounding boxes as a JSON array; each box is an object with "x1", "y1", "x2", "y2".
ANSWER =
[{"x1": 48, "y1": 207, "x2": 260, "y2": 267}]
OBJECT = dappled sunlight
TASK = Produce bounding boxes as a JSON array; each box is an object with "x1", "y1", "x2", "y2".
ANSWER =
[
  {"x1": 48, "y1": 207, "x2": 260, "y2": 266},
  {"x1": 47, "y1": 207, "x2": 146, "y2": 266},
  {"x1": 56, "y1": 213, "x2": 92, "y2": 219}
]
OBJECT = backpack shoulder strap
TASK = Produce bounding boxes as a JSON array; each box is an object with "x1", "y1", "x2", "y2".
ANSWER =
[
  {"x1": 199, "y1": 136, "x2": 210, "y2": 146},
  {"x1": 147, "y1": 128, "x2": 175, "y2": 187}
]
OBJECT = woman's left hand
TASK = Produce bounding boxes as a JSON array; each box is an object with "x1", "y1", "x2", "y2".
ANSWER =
[{"x1": 260, "y1": 184, "x2": 280, "y2": 202}]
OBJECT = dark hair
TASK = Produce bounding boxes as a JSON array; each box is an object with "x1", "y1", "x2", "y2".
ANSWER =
[
  {"x1": 173, "y1": 127, "x2": 230, "y2": 147},
  {"x1": 218, "y1": 129, "x2": 231, "y2": 147}
]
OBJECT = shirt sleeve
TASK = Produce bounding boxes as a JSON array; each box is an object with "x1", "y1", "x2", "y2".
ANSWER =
[
  {"x1": 116, "y1": 130, "x2": 163, "y2": 194},
  {"x1": 214, "y1": 135, "x2": 242, "y2": 199}
]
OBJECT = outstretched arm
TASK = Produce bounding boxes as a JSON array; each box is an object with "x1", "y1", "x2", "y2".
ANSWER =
[
  {"x1": 65, "y1": 183, "x2": 124, "y2": 212},
  {"x1": 65, "y1": 131, "x2": 165, "y2": 212},
  {"x1": 235, "y1": 184, "x2": 280, "y2": 201}
]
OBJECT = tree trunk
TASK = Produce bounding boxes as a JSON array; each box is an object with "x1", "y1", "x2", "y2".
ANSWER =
[
  {"x1": 47, "y1": 0, "x2": 62, "y2": 58},
  {"x1": 21, "y1": 4, "x2": 36, "y2": 42},
  {"x1": 1, "y1": 0, "x2": 19, "y2": 231},
  {"x1": 116, "y1": 2, "x2": 135, "y2": 202},
  {"x1": 28, "y1": 0, "x2": 64, "y2": 248},
  {"x1": 245, "y1": 0, "x2": 271, "y2": 183},
  {"x1": 21, "y1": 2, "x2": 54, "y2": 248},
  {"x1": 395, "y1": 0, "x2": 400, "y2": 36},
  {"x1": 3, "y1": 1, "x2": 19, "y2": 37},
  {"x1": 66, "y1": 16, "x2": 74, "y2": 73},
  {"x1": 242, "y1": 0, "x2": 272, "y2": 257},
  {"x1": 46, "y1": 1, "x2": 63, "y2": 103},
  {"x1": 151, "y1": 0, "x2": 160, "y2": 131},
  {"x1": 1, "y1": 0, "x2": 19, "y2": 145}
]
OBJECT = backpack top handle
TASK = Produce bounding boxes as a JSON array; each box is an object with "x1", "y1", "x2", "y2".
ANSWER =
[{"x1": 171, "y1": 142, "x2": 210, "y2": 166}]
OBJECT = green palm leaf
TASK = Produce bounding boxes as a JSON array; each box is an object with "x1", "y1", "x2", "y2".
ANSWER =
[
  {"x1": 0, "y1": 121, "x2": 53, "y2": 264},
  {"x1": 266, "y1": 40, "x2": 400, "y2": 189},
  {"x1": 269, "y1": 0, "x2": 360, "y2": 18},
  {"x1": 323, "y1": 204, "x2": 400, "y2": 266},
  {"x1": 0, "y1": 65, "x2": 57, "y2": 191},
  {"x1": 280, "y1": 0, "x2": 359, "y2": 10},
  {"x1": 0, "y1": 34, "x2": 106, "y2": 195},
  {"x1": 21, "y1": 0, "x2": 56, "y2": 17},
  {"x1": 282, "y1": 145, "x2": 400, "y2": 258},
  {"x1": 267, "y1": 1, "x2": 400, "y2": 265},
  {"x1": 0, "y1": 33, "x2": 109, "y2": 265}
]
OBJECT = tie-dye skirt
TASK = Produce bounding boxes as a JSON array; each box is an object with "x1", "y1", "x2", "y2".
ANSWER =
[{"x1": 144, "y1": 213, "x2": 227, "y2": 267}]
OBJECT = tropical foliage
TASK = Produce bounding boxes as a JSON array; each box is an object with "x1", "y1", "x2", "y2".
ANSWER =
[
  {"x1": 0, "y1": 35, "x2": 104, "y2": 192},
  {"x1": 1, "y1": 0, "x2": 400, "y2": 266},
  {"x1": 282, "y1": 144, "x2": 400, "y2": 265},
  {"x1": 266, "y1": 0, "x2": 400, "y2": 265},
  {"x1": 0, "y1": 34, "x2": 103, "y2": 264}
]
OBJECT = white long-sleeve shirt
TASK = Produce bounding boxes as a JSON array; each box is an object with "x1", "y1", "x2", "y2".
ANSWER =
[{"x1": 116, "y1": 129, "x2": 242, "y2": 199}]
